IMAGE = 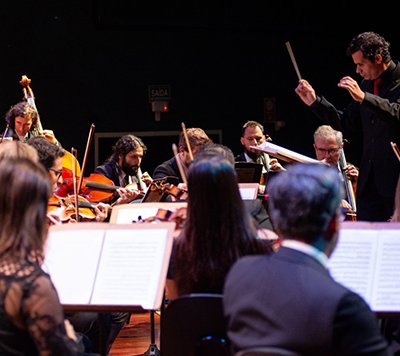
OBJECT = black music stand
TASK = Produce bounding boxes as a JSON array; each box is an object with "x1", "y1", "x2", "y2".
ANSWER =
[{"x1": 234, "y1": 162, "x2": 263, "y2": 184}]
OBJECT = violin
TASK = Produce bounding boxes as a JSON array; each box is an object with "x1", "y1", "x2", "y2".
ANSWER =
[
  {"x1": 47, "y1": 194, "x2": 97, "y2": 224},
  {"x1": 135, "y1": 207, "x2": 187, "y2": 230},
  {"x1": 54, "y1": 170, "x2": 119, "y2": 203}
]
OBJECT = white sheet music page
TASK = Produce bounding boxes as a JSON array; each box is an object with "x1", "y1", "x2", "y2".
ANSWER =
[
  {"x1": 328, "y1": 229, "x2": 379, "y2": 307},
  {"x1": 371, "y1": 229, "x2": 400, "y2": 311},
  {"x1": 43, "y1": 226, "x2": 105, "y2": 305},
  {"x1": 328, "y1": 222, "x2": 400, "y2": 313},
  {"x1": 90, "y1": 224, "x2": 174, "y2": 310}
]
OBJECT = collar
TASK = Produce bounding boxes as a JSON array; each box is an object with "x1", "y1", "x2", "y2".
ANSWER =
[{"x1": 281, "y1": 239, "x2": 329, "y2": 268}]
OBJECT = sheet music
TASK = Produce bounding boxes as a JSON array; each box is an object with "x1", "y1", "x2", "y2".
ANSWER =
[
  {"x1": 91, "y1": 228, "x2": 172, "y2": 309},
  {"x1": 44, "y1": 223, "x2": 174, "y2": 310},
  {"x1": 252, "y1": 141, "x2": 320, "y2": 164},
  {"x1": 238, "y1": 183, "x2": 259, "y2": 200},
  {"x1": 44, "y1": 228, "x2": 105, "y2": 304},
  {"x1": 328, "y1": 223, "x2": 400, "y2": 313}
]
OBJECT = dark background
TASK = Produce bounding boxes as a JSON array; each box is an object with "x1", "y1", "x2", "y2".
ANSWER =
[{"x1": 0, "y1": 1, "x2": 398, "y2": 174}]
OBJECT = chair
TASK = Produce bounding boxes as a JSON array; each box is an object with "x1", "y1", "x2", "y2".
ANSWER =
[
  {"x1": 235, "y1": 347, "x2": 301, "y2": 356},
  {"x1": 160, "y1": 293, "x2": 229, "y2": 356}
]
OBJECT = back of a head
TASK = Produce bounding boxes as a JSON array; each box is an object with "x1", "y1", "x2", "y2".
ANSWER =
[
  {"x1": 0, "y1": 140, "x2": 38, "y2": 162},
  {"x1": 195, "y1": 143, "x2": 235, "y2": 165},
  {"x1": 178, "y1": 128, "x2": 212, "y2": 152},
  {"x1": 268, "y1": 163, "x2": 342, "y2": 242},
  {"x1": 0, "y1": 157, "x2": 51, "y2": 259},
  {"x1": 188, "y1": 156, "x2": 240, "y2": 209},
  {"x1": 26, "y1": 136, "x2": 64, "y2": 170}
]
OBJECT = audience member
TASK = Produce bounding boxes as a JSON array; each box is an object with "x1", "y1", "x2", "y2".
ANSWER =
[{"x1": 224, "y1": 163, "x2": 390, "y2": 355}]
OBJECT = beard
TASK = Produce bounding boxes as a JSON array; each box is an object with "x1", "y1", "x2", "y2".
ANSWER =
[
  {"x1": 245, "y1": 148, "x2": 261, "y2": 162},
  {"x1": 121, "y1": 159, "x2": 139, "y2": 176}
]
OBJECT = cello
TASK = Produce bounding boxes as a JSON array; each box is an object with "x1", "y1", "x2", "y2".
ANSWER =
[{"x1": 19, "y1": 75, "x2": 81, "y2": 176}]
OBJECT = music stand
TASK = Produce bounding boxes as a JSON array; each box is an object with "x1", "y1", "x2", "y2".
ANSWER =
[{"x1": 234, "y1": 162, "x2": 263, "y2": 184}]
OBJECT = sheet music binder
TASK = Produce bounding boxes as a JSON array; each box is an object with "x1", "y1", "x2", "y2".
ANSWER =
[
  {"x1": 328, "y1": 221, "x2": 400, "y2": 316},
  {"x1": 43, "y1": 222, "x2": 175, "y2": 311}
]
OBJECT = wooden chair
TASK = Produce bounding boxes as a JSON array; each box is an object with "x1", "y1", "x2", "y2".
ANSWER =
[
  {"x1": 235, "y1": 347, "x2": 301, "y2": 356},
  {"x1": 160, "y1": 293, "x2": 229, "y2": 356}
]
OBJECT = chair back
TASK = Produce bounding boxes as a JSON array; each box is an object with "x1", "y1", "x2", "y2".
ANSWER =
[
  {"x1": 160, "y1": 293, "x2": 229, "y2": 356},
  {"x1": 235, "y1": 347, "x2": 301, "y2": 356}
]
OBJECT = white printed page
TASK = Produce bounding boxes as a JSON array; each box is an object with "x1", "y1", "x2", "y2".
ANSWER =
[
  {"x1": 43, "y1": 227, "x2": 105, "y2": 305},
  {"x1": 239, "y1": 187, "x2": 257, "y2": 200},
  {"x1": 90, "y1": 225, "x2": 173, "y2": 309},
  {"x1": 328, "y1": 229, "x2": 379, "y2": 308},
  {"x1": 114, "y1": 207, "x2": 159, "y2": 224},
  {"x1": 370, "y1": 229, "x2": 400, "y2": 312}
]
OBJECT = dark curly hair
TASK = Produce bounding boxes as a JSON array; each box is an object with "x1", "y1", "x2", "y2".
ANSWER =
[
  {"x1": 347, "y1": 31, "x2": 391, "y2": 64},
  {"x1": 5, "y1": 101, "x2": 39, "y2": 130}
]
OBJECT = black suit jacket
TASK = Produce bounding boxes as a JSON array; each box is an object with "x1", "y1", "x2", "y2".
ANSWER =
[{"x1": 224, "y1": 247, "x2": 389, "y2": 355}]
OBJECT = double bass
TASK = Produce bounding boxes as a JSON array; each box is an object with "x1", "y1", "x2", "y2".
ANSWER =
[{"x1": 19, "y1": 75, "x2": 81, "y2": 176}]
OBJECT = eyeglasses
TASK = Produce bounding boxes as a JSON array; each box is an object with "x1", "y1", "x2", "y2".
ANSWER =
[
  {"x1": 49, "y1": 168, "x2": 63, "y2": 179},
  {"x1": 315, "y1": 147, "x2": 341, "y2": 155}
]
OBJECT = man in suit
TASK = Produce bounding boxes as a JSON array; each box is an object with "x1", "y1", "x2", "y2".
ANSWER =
[
  {"x1": 223, "y1": 163, "x2": 390, "y2": 355},
  {"x1": 235, "y1": 120, "x2": 284, "y2": 194},
  {"x1": 295, "y1": 31, "x2": 400, "y2": 222}
]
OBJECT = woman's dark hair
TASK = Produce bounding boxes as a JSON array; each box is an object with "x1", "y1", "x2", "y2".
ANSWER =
[
  {"x1": 172, "y1": 156, "x2": 271, "y2": 295},
  {"x1": 0, "y1": 158, "x2": 51, "y2": 261}
]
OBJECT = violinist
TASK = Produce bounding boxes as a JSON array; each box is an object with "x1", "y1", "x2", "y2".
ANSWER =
[
  {"x1": 94, "y1": 134, "x2": 152, "y2": 205},
  {"x1": 27, "y1": 136, "x2": 129, "y2": 353},
  {"x1": 153, "y1": 127, "x2": 212, "y2": 184},
  {"x1": 3, "y1": 101, "x2": 59, "y2": 145},
  {"x1": 235, "y1": 120, "x2": 285, "y2": 194},
  {"x1": 27, "y1": 136, "x2": 110, "y2": 223},
  {"x1": 313, "y1": 125, "x2": 359, "y2": 215}
]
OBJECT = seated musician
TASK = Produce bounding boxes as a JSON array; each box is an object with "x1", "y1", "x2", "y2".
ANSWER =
[
  {"x1": 3, "y1": 101, "x2": 59, "y2": 144},
  {"x1": 313, "y1": 125, "x2": 358, "y2": 214},
  {"x1": 94, "y1": 134, "x2": 152, "y2": 205},
  {"x1": 152, "y1": 127, "x2": 212, "y2": 188},
  {"x1": 26, "y1": 136, "x2": 129, "y2": 354},
  {"x1": 235, "y1": 120, "x2": 285, "y2": 194}
]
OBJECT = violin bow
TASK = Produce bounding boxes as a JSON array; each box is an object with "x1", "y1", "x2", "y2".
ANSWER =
[
  {"x1": 20, "y1": 75, "x2": 44, "y2": 133},
  {"x1": 172, "y1": 143, "x2": 188, "y2": 186},
  {"x1": 181, "y1": 122, "x2": 194, "y2": 161},
  {"x1": 71, "y1": 147, "x2": 80, "y2": 222},
  {"x1": 78, "y1": 123, "x2": 95, "y2": 194}
]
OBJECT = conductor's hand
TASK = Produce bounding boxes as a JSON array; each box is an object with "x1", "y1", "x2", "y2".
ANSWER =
[
  {"x1": 295, "y1": 79, "x2": 317, "y2": 106},
  {"x1": 338, "y1": 76, "x2": 365, "y2": 102}
]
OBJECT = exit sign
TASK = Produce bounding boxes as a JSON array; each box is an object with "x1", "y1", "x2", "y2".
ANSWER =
[{"x1": 148, "y1": 85, "x2": 171, "y2": 102}]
